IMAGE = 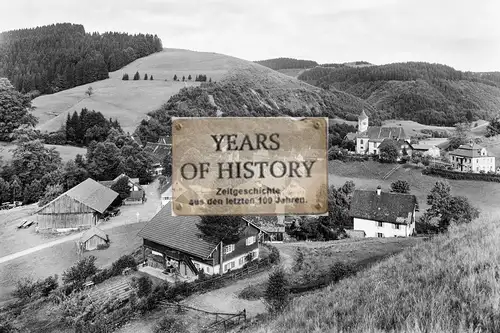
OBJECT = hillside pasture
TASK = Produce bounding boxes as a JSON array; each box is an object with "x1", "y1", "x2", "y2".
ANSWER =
[
  {"x1": 31, "y1": 48, "x2": 258, "y2": 134},
  {"x1": 0, "y1": 141, "x2": 86, "y2": 162},
  {"x1": 382, "y1": 119, "x2": 454, "y2": 137},
  {"x1": 275, "y1": 68, "x2": 310, "y2": 78},
  {"x1": 328, "y1": 160, "x2": 500, "y2": 216}
]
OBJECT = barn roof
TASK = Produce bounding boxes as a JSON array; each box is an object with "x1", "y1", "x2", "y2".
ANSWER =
[
  {"x1": 144, "y1": 142, "x2": 171, "y2": 164},
  {"x1": 349, "y1": 189, "x2": 418, "y2": 224},
  {"x1": 81, "y1": 226, "x2": 108, "y2": 243},
  {"x1": 449, "y1": 143, "x2": 492, "y2": 158},
  {"x1": 243, "y1": 216, "x2": 285, "y2": 233},
  {"x1": 138, "y1": 203, "x2": 218, "y2": 259},
  {"x1": 359, "y1": 127, "x2": 407, "y2": 141},
  {"x1": 37, "y1": 178, "x2": 119, "y2": 214}
]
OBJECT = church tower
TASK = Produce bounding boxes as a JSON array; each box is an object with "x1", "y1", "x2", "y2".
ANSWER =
[{"x1": 358, "y1": 110, "x2": 369, "y2": 133}]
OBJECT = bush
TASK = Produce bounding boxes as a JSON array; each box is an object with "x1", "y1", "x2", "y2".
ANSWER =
[
  {"x1": 12, "y1": 275, "x2": 58, "y2": 301},
  {"x1": 63, "y1": 256, "x2": 98, "y2": 285},
  {"x1": 132, "y1": 276, "x2": 153, "y2": 298},
  {"x1": 238, "y1": 285, "x2": 264, "y2": 300},
  {"x1": 263, "y1": 244, "x2": 280, "y2": 264},
  {"x1": 37, "y1": 275, "x2": 59, "y2": 297},
  {"x1": 96, "y1": 243, "x2": 110, "y2": 250},
  {"x1": 91, "y1": 268, "x2": 112, "y2": 284},
  {"x1": 111, "y1": 255, "x2": 137, "y2": 276},
  {"x1": 423, "y1": 167, "x2": 500, "y2": 183},
  {"x1": 153, "y1": 315, "x2": 188, "y2": 333},
  {"x1": 329, "y1": 262, "x2": 356, "y2": 283},
  {"x1": 264, "y1": 266, "x2": 290, "y2": 314}
]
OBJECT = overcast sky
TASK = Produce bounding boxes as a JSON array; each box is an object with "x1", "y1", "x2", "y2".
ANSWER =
[{"x1": 1, "y1": 0, "x2": 499, "y2": 72}]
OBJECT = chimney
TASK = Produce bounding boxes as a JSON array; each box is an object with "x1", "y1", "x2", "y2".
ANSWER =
[{"x1": 376, "y1": 186, "x2": 382, "y2": 195}]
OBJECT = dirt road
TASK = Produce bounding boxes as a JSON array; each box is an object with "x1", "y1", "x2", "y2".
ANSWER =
[{"x1": 0, "y1": 179, "x2": 162, "y2": 264}]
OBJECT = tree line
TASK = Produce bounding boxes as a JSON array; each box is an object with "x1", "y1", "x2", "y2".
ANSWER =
[
  {"x1": 255, "y1": 58, "x2": 319, "y2": 70},
  {"x1": 0, "y1": 23, "x2": 163, "y2": 94},
  {"x1": 0, "y1": 127, "x2": 154, "y2": 206},
  {"x1": 122, "y1": 72, "x2": 154, "y2": 80},
  {"x1": 65, "y1": 108, "x2": 121, "y2": 146},
  {"x1": 172, "y1": 74, "x2": 211, "y2": 82}
]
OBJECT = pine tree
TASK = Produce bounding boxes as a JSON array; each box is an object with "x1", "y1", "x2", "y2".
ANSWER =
[
  {"x1": 182, "y1": 76, "x2": 185, "y2": 82},
  {"x1": 173, "y1": 74, "x2": 177, "y2": 81},
  {"x1": 188, "y1": 74, "x2": 192, "y2": 81},
  {"x1": 144, "y1": 73, "x2": 148, "y2": 80},
  {"x1": 122, "y1": 73, "x2": 129, "y2": 80},
  {"x1": 264, "y1": 267, "x2": 290, "y2": 314},
  {"x1": 150, "y1": 75, "x2": 153, "y2": 80},
  {"x1": 133, "y1": 71, "x2": 140, "y2": 80},
  {"x1": 209, "y1": 77, "x2": 212, "y2": 83}
]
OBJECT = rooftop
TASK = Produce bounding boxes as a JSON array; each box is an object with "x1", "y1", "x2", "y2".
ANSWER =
[
  {"x1": 350, "y1": 189, "x2": 418, "y2": 224},
  {"x1": 449, "y1": 143, "x2": 492, "y2": 158},
  {"x1": 80, "y1": 226, "x2": 108, "y2": 243}
]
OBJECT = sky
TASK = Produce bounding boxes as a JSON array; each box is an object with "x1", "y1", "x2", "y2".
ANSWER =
[{"x1": 1, "y1": 0, "x2": 499, "y2": 72}]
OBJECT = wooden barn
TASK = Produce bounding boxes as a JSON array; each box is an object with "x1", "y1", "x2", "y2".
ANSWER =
[
  {"x1": 36, "y1": 178, "x2": 119, "y2": 232},
  {"x1": 80, "y1": 226, "x2": 108, "y2": 251}
]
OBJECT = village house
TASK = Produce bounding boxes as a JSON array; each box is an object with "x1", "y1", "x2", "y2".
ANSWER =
[
  {"x1": 349, "y1": 186, "x2": 418, "y2": 238},
  {"x1": 35, "y1": 178, "x2": 119, "y2": 232},
  {"x1": 143, "y1": 136, "x2": 171, "y2": 176},
  {"x1": 345, "y1": 110, "x2": 410, "y2": 156},
  {"x1": 99, "y1": 174, "x2": 145, "y2": 205},
  {"x1": 159, "y1": 181, "x2": 172, "y2": 208},
  {"x1": 130, "y1": 133, "x2": 144, "y2": 147},
  {"x1": 244, "y1": 216, "x2": 286, "y2": 243},
  {"x1": 138, "y1": 203, "x2": 265, "y2": 279},
  {"x1": 448, "y1": 142, "x2": 496, "y2": 173},
  {"x1": 412, "y1": 144, "x2": 441, "y2": 158}
]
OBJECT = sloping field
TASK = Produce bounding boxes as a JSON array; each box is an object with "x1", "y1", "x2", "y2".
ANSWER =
[
  {"x1": 32, "y1": 48, "x2": 255, "y2": 134},
  {"x1": 247, "y1": 216, "x2": 500, "y2": 333}
]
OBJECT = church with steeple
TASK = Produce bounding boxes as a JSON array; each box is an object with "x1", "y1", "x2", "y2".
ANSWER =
[{"x1": 345, "y1": 110, "x2": 411, "y2": 156}]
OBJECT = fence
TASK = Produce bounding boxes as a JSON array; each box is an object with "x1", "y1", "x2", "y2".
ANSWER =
[
  {"x1": 191, "y1": 258, "x2": 271, "y2": 291},
  {"x1": 160, "y1": 301, "x2": 246, "y2": 331}
]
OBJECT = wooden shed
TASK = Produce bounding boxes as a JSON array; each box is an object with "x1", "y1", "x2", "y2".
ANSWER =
[
  {"x1": 36, "y1": 178, "x2": 119, "y2": 232},
  {"x1": 80, "y1": 226, "x2": 108, "y2": 251}
]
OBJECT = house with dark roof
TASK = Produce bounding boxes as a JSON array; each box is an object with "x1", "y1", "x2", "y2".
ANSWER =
[
  {"x1": 412, "y1": 144, "x2": 440, "y2": 158},
  {"x1": 131, "y1": 133, "x2": 144, "y2": 147},
  {"x1": 449, "y1": 143, "x2": 496, "y2": 173},
  {"x1": 244, "y1": 216, "x2": 286, "y2": 243},
  {"x1": 349, "y1": 186, "x2": 418, "y2": 238},
  {"x1": 36, "y1": 178, "x2": 119, "y2": 232},
  {"x1": 138, "y1": 203, "x2": 264, "y2": 279},
  {"x1": 159, "y1": 181, "x2": 172, "y2": 209},
  {"x1": 345, "y1": 110, "x2": 411, "y2": 155},
  {"x1": 99, "y1": 174, "x2": 145, "y2": 204}
]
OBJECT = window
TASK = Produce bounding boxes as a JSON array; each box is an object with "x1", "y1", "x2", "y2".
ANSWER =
[
  {"x1": 246, "y1": 236, "x2": 256, "y2": 246},
  {"x1": 239, "y1": 256, "x2": 246, "y2": 265},
  {"x1": 205, "y1": 267, "x2": 210, "y2": 273},
  {"x1": 377, "y1": 233, "x2": 384, "y2": 238},
  {"x1": 376, "y1": 221, "x2": 383, "y2": 227},
  {"x1": 393, "y1": 224, "x2": 400, "y2": 230},
  {"x1": 224, "y1": 261, "x2": 235, "y2": 272},
  {"x1": 224, "y1": 244, "x2": 235, "y2": 254}
]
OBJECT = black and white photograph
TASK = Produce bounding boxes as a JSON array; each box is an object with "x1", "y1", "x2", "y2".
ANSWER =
[{"x1": 0, "y1": 0, "x2": 499, "y2": 332}]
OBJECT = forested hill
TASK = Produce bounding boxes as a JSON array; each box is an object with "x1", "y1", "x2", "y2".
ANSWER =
[
  {"x1": 254, "y1": 58, "x2": 319, "y2": 70},
  {"x1": 133, "y1": 64, "x2": 377, "y2": 144},
  {"x1": 298, "y1": 62, "x2": 500, "y2": 126},
  {"x1": 0, "y1": 23, "x2": 162, "y2": 94}
]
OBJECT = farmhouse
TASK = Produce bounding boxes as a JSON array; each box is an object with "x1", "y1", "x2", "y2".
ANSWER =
[
  {"x1": 378, "y1": 139, "x2": 413, "y2": 158},
  {"x1": 36, "y1": 178, "x2": 119, "y2": 232},
  {"x1": 138, "y1": 203, "x2": 264, "y2": 279},
  {"x1": 99, "y1": 174, "x2": 145, "y2": 204},
  {"x1": 349, "y1": 186, "x2": 418, "y2": 238},
  {"x1": 412, "y1": 144, "x2": 441, "y2": 158},
  {"x1": 244, "y1": 216, "x2": 286, "y2": 243},
  {"x1": 143, "y1": 137, "x2": 171, "y2": 176},
  {"x1": 448, "y1": 143, "x2": 496, "y2": 173},
  {"x1": 345, "y1": 110, "x2": 410, "y2": 155},
  {"x1": 80, "y1": 226, "x2": 108, "y2": 251},
  {"x1": 159, "y1": 181, "x2": 172, "y2": 208}
]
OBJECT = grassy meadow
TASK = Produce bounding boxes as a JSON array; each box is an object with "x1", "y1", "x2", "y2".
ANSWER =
[
  {"x1": 247, "y1": 215, "x2": 500, "y2": 333},
  {"x1": 0, "y1": 141, "x2": 86, "y2": 162},
  {"x1": 31, "y1": 48, "x2": 256, "y2": 134},
  {"x1": 328, "y1": 160, "x2": 500, "y2": 216}
]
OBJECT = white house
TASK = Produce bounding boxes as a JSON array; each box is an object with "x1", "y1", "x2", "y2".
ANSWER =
[
  {"x1": 412, "y1": 144, "x2": 441, "y2": 158},
  {"x1": 349, "y1": 186, "x2": 418, "y2": 238},
  {"x1": 449, "y1": 143, "x2": 496, "y2": 173},
  {"x1": 345, "y1": 110, "x2": 410, "y2": 155},
  {"x1": 159, "y1": 182, "x2": 172, "y2": 208}
]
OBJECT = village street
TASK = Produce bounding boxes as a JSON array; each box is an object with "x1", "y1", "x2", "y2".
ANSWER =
[{"x1": 0, "y1": 179, "x2": 163, "y2": 265}]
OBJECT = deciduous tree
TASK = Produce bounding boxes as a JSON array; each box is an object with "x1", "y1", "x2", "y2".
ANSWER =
[
  {"x1": 111, "y1": 176, "x2": 131, "y2": 201},
  {"x1": 196, "y1": 216, "x2": 245, "y2": 244},
  {"x1": 264, "y1": 266, "x2": 290, "y2": 314},
  {"x1": 379, "y1": 141, "x2": 399, "y2": 163},
  {"x1": 390, "y1": 180, "x2": 410, "y2": 193}
]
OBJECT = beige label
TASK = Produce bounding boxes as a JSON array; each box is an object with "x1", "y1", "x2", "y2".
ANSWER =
[{"x1": 171, "y1": 117, "x2": 328, "y2": 216}]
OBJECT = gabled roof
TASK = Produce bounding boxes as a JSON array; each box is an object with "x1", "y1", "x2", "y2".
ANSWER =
[
  {"x1": 349, "y1": 189, "x2": 418, "y2": 224},
  {"x1": 131, "y1": 133, "x2": 143, "y2": 147},
  {"x1": 99, "y1": 174, "x2": 142, "y2": 190},
  {"x1": 359, "y1": 127, "x2": 407, "y2": 141},
  {"x1": 243, "y1": 216, "x2": 286, "y2": 233},
  {"x1": 80, "y1": 226, "x2": 108, "y2": 243},
  {"x1": 138, "y1": 203, "x2": 218, "y2": 259},
  {"x1": 412, "y1": 144, "x2": 437, "y2": 150},
  {"x1": 144, "y1": 142, "x2": 171, "y2": 164},
  {"x1": 37, "y1": 178, "x2": 119, "y2": 214},
  {"x1": 449, "y1": 143, "x2": 492, "y2": 158}
]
